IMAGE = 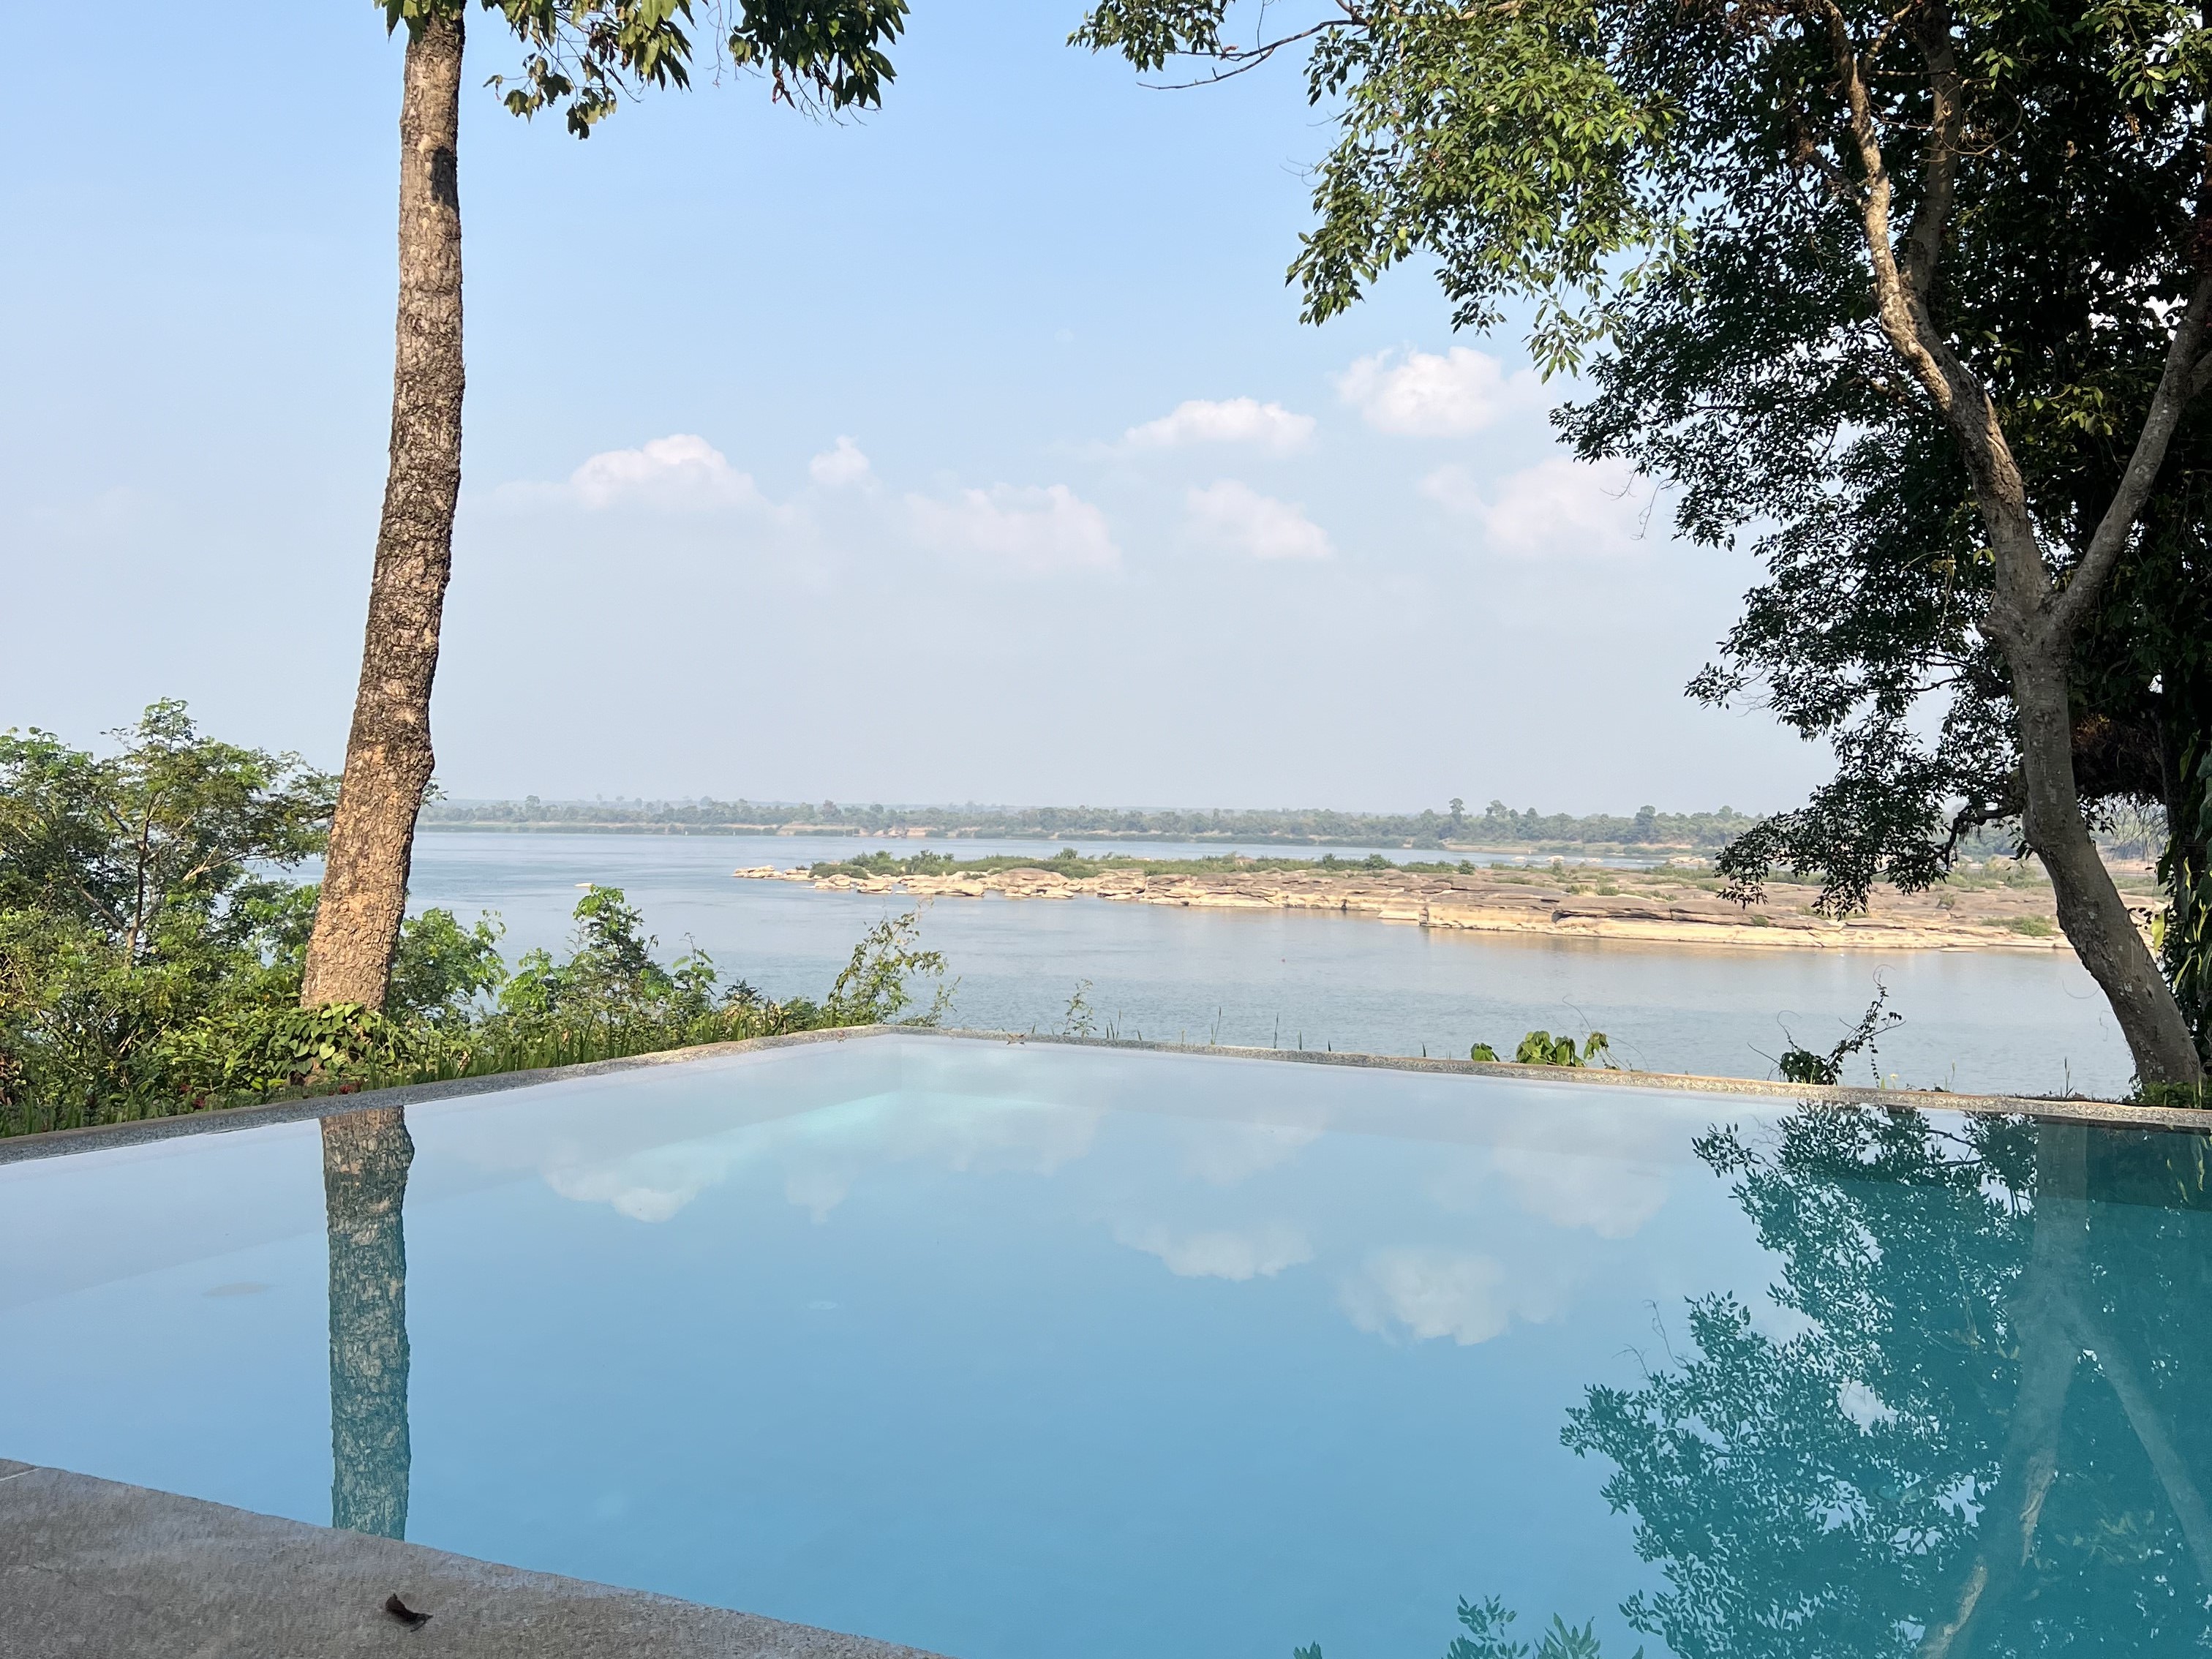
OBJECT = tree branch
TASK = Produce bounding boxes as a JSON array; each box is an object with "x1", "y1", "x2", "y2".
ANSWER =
[
  {"x1": 1900, "y1": 0, "x2": 1965, "y2": 302},
  {"x1": 1137, "y1": 14, "x2": 1355, "y2": 88}
]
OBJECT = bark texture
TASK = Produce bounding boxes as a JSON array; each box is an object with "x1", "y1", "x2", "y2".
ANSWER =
[
  {"x1": 302, "y1": 13, "x2": 466, "y2": 1011},
  {"x1": 323, "y1": 1105, "x2": 415, "y2": 1539},
  {"x1": 2004, "y1": 650, "x2": 2203, "y2": 1082}
]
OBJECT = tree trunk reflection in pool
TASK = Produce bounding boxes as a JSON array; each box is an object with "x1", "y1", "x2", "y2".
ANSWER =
[
  {"x1": 1554, "y1": 1110, "x2": 2212, "y2": 1658},
  {"x1": 322, "y1": 1106, "x2": 412, "y2": 1540}
]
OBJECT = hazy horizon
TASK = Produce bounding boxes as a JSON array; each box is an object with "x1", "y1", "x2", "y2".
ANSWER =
[{"x1": 422, "y1": 791, "x2": 1772, "y2": 816}]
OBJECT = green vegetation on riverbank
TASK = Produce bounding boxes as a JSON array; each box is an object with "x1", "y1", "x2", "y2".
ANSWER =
[
  {"x1": 0, "y1": 707, "x2": 949, "y2": 1139},
  {"x1": 424, "y1": 796, "x2": 1767, "y2": 851}
]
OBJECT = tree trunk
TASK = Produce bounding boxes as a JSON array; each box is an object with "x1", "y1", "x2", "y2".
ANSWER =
[
  {"x1": 1917, "y1": 1123, "x2": 2087, "y2": 1659},
  {"x1": 323, "y1": 1106, "x2": 414, "y2": 1538},
  {"x1": 2003, "y1": 629, "x2": 2205, "y2": 1086},
  {"x1": 301, "y1": 13, "x2": 466, "y2": 1012}
]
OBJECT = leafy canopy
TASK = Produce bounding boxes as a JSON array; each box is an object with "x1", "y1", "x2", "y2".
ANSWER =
[
  {"x1": 0, "y1": 701, "x2": 332, "y2": 963},
  {"x1": 380, "y1": 0, "x2": 906, "y2": 135},
  {"x1": 1073, "y1": 0, "x2": 1674, "y2": 375}
]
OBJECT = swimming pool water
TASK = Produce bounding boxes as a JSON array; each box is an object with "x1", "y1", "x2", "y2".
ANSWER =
[{"x1": 4, "y1": 1037, "x2": 2208, "y2": 1658}]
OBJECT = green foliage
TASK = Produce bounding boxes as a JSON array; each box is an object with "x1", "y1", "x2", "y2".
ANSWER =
[
  {"x1": 1778, "y1": 982, "x2": 1901, "y2": 1087},
  {"x1": 2132, "y1": 1077, "x2": 2211, "y2": 1110},
  {"x1": 1514, "y1": 1030, "x2": 1611, "y2": 1068},
  {"x1": 2156, "y1": 742, "x2": 2212, "y2": 1061},
  {"x1": 0, "y1": 701, "x2": 332, "y2": 963},
  {"x1": 823, "y1": 911, "x2": 952, "y2": 1026},
  {"x1": 0, "y1": 710, "x2": 953, "y2": 1137},
  {"x1": 387, "y1": 907, "x2": 508, "y2": 1027},
  {"x1": 1073, "y1": 0, "x2": 1675, "y2": 372},
  {"x1": 165, "y1": 1002, "x2": 429, "y2": 1102},
  {"x1": 379, "y1": 1, "x2": 905, "y2": 137},
  {"x1": 1469, "y1": 1042, "x2": 1500, "y2": 1063},
  {"x1": 1062, "y1": 979, "x2": 1098, "y2": 1039}
]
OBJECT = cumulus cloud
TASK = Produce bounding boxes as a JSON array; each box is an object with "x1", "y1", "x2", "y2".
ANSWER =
[
  {"x1": 1186, "y1": 481, "x2": 1333, "y2": 562},
  {"x1": 1124, "y1": 397, "x2": 1315, "y2": 452},
  {"x1": 1336, "y1": 347, "x2": 1540, "y2": 436},
  {"x1": 1339, "y1": 1248, "x2": 1560, "y2": 1346},
  {"x1": 809, "y1": 435, "x2": 874, "y2": 490},
  {"x1": 906, "y1": 483, "x2": 1121, "y2": 575},
  {"x1": 565, "y1": 433, "x2": 767, "y2": 511},
  {"x1": 1114, "y1": 1221, "x2": 1314, "y2": 1282},
  {"x1": 1423, "y1": 456, "x2": 1651, "y2": 557}
]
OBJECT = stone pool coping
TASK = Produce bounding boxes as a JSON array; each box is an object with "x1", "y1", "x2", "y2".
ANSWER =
[
  {"x1": 0, "y1": 1458, "x2": 944, "y2": 1659},
  {"x1": 1, "y1": 1026, "x2": 2203, "y2": 1170}
]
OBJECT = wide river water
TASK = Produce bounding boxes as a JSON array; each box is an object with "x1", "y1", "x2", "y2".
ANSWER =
[{"x1": 403, "y1": 831, "x2": 2133, "y2": 1099}]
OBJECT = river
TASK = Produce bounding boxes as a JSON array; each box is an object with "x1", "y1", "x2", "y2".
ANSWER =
[{"x1": 405, "y1": 831, "x2": 2133, "y2": 1099}]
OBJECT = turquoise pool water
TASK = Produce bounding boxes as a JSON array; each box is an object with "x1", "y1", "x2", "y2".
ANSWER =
[{"x1": 4, "y1": 1038, "x2": 2208, "y2": 1658}]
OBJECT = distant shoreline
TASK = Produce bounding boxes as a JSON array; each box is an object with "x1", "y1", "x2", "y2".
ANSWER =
[
  {"x1": 732, "y1": 857, "x2": 2136, "y2": 957},
  {"x1": 414, "y1": 822, "x2": 1698, "y2": 859}
]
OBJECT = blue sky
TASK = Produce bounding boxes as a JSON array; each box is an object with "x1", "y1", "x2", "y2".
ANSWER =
[{"x1": 2, "y1": 2, "x2": 1827, "y2": 814}]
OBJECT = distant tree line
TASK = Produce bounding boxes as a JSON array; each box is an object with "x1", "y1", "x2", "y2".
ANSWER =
[{"x1": 418, "y1": 795, "x2": 1772, "y2": 849}]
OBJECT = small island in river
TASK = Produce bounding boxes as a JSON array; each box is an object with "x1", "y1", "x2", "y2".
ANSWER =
[{"x1": 734, "y1": 850, "x2": 2156, "y2": 955}]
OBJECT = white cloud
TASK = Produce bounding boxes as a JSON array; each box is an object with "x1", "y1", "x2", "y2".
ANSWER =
[
  {"x1": 809, "y1": 435, "x2": 874, "y2": 490},
  {"x1": 1124, "y1": 397, "x2": 1315, "y2": 452},
  {"x1": 1339, "y1": 1248, "x2": 1560, "y2": 1346},
  {"x1": 1423, "y1": 456, "x2": 1650, "y2": 558},
  {"x1": 1336, "y1": 347, "x2": 1540, "y2": 437},
  {"x1": 566, "y1": 433, "x2": 766, "y2": 511},
  {"x1": 906, "y1": 484, "x2": 1120, "y2": 575},
  {"x1": 1114, "y1": 1221, "x2": 1314, "y2": 1282},
  {"x1": 1185, "y1": 481, "x2": 1333, "y2": 562}
]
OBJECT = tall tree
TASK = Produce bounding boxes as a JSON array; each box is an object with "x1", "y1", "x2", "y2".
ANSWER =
[
  {"x1": 304, "y1": 0, "x2": 908, "y2": 1011},
  {"x1": 1077, "y1": 0, "x2": 2212, "y2": 1085}
]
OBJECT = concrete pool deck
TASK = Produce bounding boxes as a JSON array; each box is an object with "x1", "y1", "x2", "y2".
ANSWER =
[{"x1": 0, "y1": 1458, "x2": 943, "y2": 1659}]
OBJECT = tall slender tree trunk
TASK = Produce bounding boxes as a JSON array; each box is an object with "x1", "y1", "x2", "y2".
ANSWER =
[
  {"x1": 323, "y1": 1106, "x2": 414, "y2": 1538},
  {"x1": 302, "y1": 13, "x2": 466, "y2": 1012}
]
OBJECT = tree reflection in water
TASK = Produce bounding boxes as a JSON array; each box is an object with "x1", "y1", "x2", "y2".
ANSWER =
[
  {"x1": 322, "y1": 1105, "x2": 413, "y2": 1539},
  {"x1": 1565, "y1": 1107, "x2": 2212, "y2": 1658}
]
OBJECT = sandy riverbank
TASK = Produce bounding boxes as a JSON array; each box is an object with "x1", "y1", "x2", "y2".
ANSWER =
[{"x1": 734, "y1": 859, "x2": 2150, "y2": 953}]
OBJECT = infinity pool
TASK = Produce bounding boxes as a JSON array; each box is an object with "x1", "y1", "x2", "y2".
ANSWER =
[{"x1": 4, "y1": 1037, "x2": 2208, "y2": 1657}]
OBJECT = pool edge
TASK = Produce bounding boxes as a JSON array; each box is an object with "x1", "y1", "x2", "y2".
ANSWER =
[
  {"x1": 1, "y1": 1025, "x2": 2200, "y2": 1167},
  {"x1": 0, "y1": 1458, "x2": 947, "y2": 1659}
]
